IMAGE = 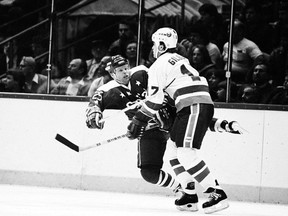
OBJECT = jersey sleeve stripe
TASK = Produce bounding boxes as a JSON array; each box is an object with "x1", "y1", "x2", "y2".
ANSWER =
[
  {"x1": 173, "y1": 85, "x2": 210, "y2": 98},
  {"x1": 175, "y1": 93, "x2": 213, "y2": 112},
  {"x1": 145, "y1": 100, "x2": 163, "y2": 110},
  {"x1": 141, "y1": 102, "x2": 158, "y2": 116}
]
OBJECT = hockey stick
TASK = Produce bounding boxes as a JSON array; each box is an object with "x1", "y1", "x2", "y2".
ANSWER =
[
  {"x1": 55, "y1": 133, "x2": 128, "y2": 152},
  {"x1": 56, "y1": 100, "x2": 143, "y2": 152}
]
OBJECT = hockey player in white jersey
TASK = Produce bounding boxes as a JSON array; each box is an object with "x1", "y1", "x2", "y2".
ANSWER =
[{"x1": 127, "y1": 27, "x2": 234, "y2": 214}]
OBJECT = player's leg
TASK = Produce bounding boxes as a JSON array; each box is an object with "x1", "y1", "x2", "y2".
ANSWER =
[
  {"x1": 176, "y1": 147, "x2": 229, "y2": 214},
  {"x1": 171, "y1": 104, "x2": 229, "y2": 214},
  {"x1": 138, "y1": 129, "x2": 179, "y2": 191},
  {"x1": 169, "y1": 110, "x2": 200, "y2": 211},
  {"x1": 139, "y1": 129, "x2": 197, "y2": 212},
  {"x1": 189, "y1": 104, "x2": 229, "y2": 214}
]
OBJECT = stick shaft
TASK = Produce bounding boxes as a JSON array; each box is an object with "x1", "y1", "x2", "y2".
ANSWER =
[
  {"x1": 56, "y1": 100, "x2": 140, "y2": 151},
  {"x1": 79, "y1": 134, "x2": 127, "y2": 151},
  {"x1": 55, "y1": 133, "x2": 127, "y2": 152}
]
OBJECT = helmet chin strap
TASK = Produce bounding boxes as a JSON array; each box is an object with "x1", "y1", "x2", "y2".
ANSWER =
[
  {"x1": 156, "y1": 50, "x2": 166, "y2": 59},
  {"x1": 153, "y1": 43, "x2": 166, "y2": 59}
]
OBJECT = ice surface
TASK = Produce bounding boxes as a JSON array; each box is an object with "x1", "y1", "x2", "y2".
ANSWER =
[{"x1": 0, "y1": 184, "x2": 287, "y2": 216}]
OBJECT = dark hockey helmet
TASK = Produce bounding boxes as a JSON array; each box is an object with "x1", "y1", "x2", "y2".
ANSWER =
[{"x1": 110, "y1": 55, "x2": 129, "y2": 69}]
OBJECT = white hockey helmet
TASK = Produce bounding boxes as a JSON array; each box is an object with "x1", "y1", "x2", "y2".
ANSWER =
[{"x1": 152, "y1": 27, "x2": 178, "y2": 57}]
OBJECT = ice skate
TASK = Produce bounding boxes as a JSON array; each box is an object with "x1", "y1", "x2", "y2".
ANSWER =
[
  {"x1": 175, "y1": 193, "x2": 198, "y2": 211},
  {"x1": 202, "y1": 187, "x2": 229, "y2": 214}
]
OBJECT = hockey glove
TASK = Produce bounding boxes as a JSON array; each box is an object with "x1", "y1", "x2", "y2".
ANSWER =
[
  {"x1": 127, "y1": 109, "x2": 152, "y2": 140},
  {"x1": 86, "y1": 106, "x2": 104, "y2": 129},
  {"x1": 127, "y1": 117, "x2": 147, "y2": 140},
  {"x1": 155, "y1": 105, "x2": 176, "y2": 132}
]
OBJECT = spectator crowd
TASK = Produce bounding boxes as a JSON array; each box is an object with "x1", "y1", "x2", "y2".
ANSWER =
[{"x1": 0, "y1": 0, "x2": 288, "y2": 105}]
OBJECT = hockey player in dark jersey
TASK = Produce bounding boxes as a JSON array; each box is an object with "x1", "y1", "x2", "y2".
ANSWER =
[
  {"x1": 86, "y1": 55, "x2": 181, "y2": 196},
  {"x1": 126, "y1": 27, "x2": 245, "y2": 214}
]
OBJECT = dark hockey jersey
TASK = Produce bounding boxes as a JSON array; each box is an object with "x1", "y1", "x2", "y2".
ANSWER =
[
  {"x1": 88, "y1": 65, "x2": 148, "y2": 112},
  {"x1": 88, "y1": 65, "x2": 177, "y2": 131}
]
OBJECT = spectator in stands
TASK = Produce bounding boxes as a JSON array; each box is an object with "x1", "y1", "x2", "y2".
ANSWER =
[
  {"x1": 239, "y1": 61, "x2": 274, "y2": 104},
  {"x1": 268, "y1": 74, "x2": 288, "y2": 105},
  {"x1": 51, "y1": 58, "x2": 92, "y2": 96},
  {"x1": 222, "y1": 20, "x2": 264, "y2": 85},
  {"x1": 239, "y1": 84, "x2": 259, "y2": 103},
  {"x1": 207, "y1": 69, "x2": 226, "y2": 101},
  {"x1": 86, "y1": 40, "x2": 108, "y2": 80},
  {"x1": 108, "y1": 21, "x2": 137, "y2": 57},
  {"x1": 214, "y1": 80, "x2": 238, "y2": 102},
  {"x1": 3, "y1": 39, "x2": 22, "y2": 71},
  {"x1": 41, "y1": 64, "x2": 63, "y2": 84},
  {"x1": 197, "y1": 3, "x2": 226, "y2": 52},
  {"x1": 269, "y1": 27, "x2": 288, "y2": 87},
  {"x1": 180, "y1": 24, "x2": 222, "y2": 69},
  {"x1": 187, "y1": 44, "x2": 217, "y2": 80},
  {"x1": 19, "y1": 56, "x2": 55, "y2": 94},
  {"x1": 124, "y1": 40, "x2": 145, "y2": 68},
  {"x1": 0, "y1": 68, "x2": 25, "y2": 92},
  {"x1": 31, "y1": 37, "x2": 64, "y2": 82},
  {"x1": 87, "y1": 56, "x2": 113, "y2": 97},
  {"x1": 241, "y1": 2, "x2": 273, "y2": 54},
  {"x1": 176, "y1": 42, "x2": 188, "y2": 57}
]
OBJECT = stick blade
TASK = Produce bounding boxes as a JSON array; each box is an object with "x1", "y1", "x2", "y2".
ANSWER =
[{"x1": 55, "y1": 134, "x2": 79, "y2": 152}]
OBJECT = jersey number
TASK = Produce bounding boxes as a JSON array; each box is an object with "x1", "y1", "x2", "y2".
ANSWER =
[
  {"x1": 180, "y1": 64, "x2": 201, "y2": 81},
  {"x1": 150, "y1": 86, "x2": 159, "y2": 96},
  {"x1": 150, "y1": 65, "x2": 199, "y2": 96}
]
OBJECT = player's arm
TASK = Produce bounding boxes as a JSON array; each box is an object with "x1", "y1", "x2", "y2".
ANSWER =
[
  {"x1": 86, "y1": 90, "x2": 105, "y2": 129},
  {"x1": 126, "y1": 77, "x2": 166, "y2": 139},
  {"x1": 154, "y1": 93, "x2": 176, "y2": 131},
  {"x1": 209, "y1": 118, "x2": 247, "y2": 134},
  {"x1": 127, "y1": 59, "x2": 168, "y2": 139},
  {"x1": 127, "y1": 82, "x2": 165, "y2": 139}
]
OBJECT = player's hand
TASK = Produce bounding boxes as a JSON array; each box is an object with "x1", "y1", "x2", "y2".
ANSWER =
[
  {"x1": 127, "y1": 118, "x2": 147, "y2": 140},
  {"x1": 225, "y1": 121, "x2": 248, "y2": 134},
  {"x1": 86, "y1": 107, "x2": 104, "y2": 129},
  {"x1": 155, "y1": 106, "x2": 175, "y2": 131}
]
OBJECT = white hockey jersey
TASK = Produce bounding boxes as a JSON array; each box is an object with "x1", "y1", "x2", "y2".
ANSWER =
[{"x1": 141, "y1": 52, "x2": 213, "y2": 116}]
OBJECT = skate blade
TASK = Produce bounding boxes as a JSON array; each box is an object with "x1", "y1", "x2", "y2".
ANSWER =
[
  {"x1": 203, "y1": 200, "x2": 229, "y2": 214},
  {"x1": 176, "y1": 203, "x2": 198, "y2": 212}
]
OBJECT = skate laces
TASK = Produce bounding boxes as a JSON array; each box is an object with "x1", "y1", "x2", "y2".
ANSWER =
[
  {"x1": 173, "y1": 184, "x2": 183, "y2": 193},
  {"x1": 208, "y1": 190, "x2": 221, "y2": 202}
]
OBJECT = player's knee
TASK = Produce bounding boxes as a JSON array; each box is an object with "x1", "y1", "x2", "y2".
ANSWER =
[
  {"x1": 140, "y1": 166, "x2": 160, "y2": 184},
  {"x1": 178, "y1": 147, "x2": 197, "y2": 158},
  {"x1": 177, "y1": 147, "x2": 198, "y2": 166}
]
